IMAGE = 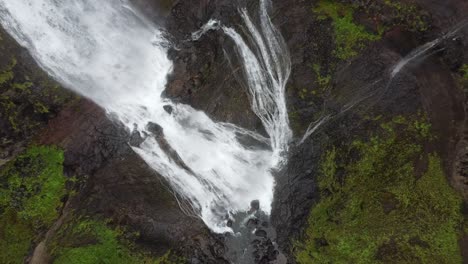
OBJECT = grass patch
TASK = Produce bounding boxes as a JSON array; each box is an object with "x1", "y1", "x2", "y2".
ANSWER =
[
  {"x1": 313, "y1": 0, "x2": 380, "y2": 60},
  {"x1": 50, "y1": 217, "x2": 185, "y2": 264},
  {"x1": 51, "y1": 219, "x2": 140, "y2": 264},
  {"x1": 295, "y1": 116, "x2": 463, "y2": 263},
  {"x1": 0, "y1": 146, "x2": 67, "y2": 264}
]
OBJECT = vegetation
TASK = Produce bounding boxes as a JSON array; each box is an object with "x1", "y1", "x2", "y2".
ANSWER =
[
  {"x1": 0, "y1": 146, "x2": 182, "y2": 263},
  {"x1": 50, "y1": 217, "x2": 185, "y2": 264},
  {"x1": 51, "y1": 219, "x2": 141, "y2": 264},
  {"x1": 461, "y1": 64, "x2": 468, "y2": 81},
  {"x1": 295, "y1": 116, "x2": 464, "y2": 263},
  {"x1": 383, "y1": 0, "x2": 429, "y2": 32},
  {"x1": 0, "y1": 146, "x2": 67, "y2": 264},
  {"x1": 0, "y1": 50, "x2": 75, "y2": 140},
  {"x1": 313, "y1": 0, "x2": 380, "y2": 60},
  {"x1": 312, "y1": 64, "x2": 332, "y2": 94},
  {"x1": 0, "y1": 57, "x2": 16, "y2": 85}
]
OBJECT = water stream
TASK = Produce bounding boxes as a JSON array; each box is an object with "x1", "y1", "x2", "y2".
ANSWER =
[{"x1": 0, "y1": 0, "x2": 291, "y2": 233}]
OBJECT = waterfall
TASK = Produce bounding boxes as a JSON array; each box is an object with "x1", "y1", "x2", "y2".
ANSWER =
[
  {"x1": 0, "y1": 0, "x2": 291, "y2": 233},
  {"x1": 223, "y1": 0, "x2": 292, "y2": 163},
  {"x1": 391, "y1": 20, "x2": 468, "y2": 77}
]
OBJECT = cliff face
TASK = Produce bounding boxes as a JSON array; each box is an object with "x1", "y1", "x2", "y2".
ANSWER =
[
  {"x1": 270, "y1": 0, "x2": 468, "y2": 259},
  {"x1": 0, "y1": 0, "x2": 467, "y2": 263},
  {"x1": 163, "y1": 0, "x2": 468, "y2": 262}
]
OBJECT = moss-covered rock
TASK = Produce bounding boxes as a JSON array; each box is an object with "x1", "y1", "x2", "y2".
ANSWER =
[
  {"x1": 0, "y1": 146, "x2": 67, "y2": 264},
  {"x1": 49, "y1": 216, "x2": 185, "y2": 264},
  {"x1": 313, "y1": 0, "x2": 381, "y2": 60},
  {"x1": 461, "y1": 64, "x2": 468, "y2": 81},
  {"x1": 0, "y1": 28, "x2": 76, "y2": 154},
  {"x1": 295, "y1": 116, "x2": 464, "y2": 263},
  {"x1": 382, "y1": 0, "x2": 429, "y2": 32}
]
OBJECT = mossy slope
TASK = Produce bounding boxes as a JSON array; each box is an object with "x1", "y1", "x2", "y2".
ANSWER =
[
  {"x1": 0, "y1": 146, "x2": 66, "y2": 264},
  {"x1": 0, "y1": 29, "x2": 75, "y2": 145},
  {"x1": 296, "y1": 117, "x2": 464, "y2": 263},
  {"x1": 50, "y1": 217, "x2": 184, "y2": 264},
  {"x1": 313, "y1": 0, "x2": 380, "y2": 60}
]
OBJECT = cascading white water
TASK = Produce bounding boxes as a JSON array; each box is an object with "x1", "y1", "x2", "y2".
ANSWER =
[
  {"x1": 191, "y1": 19, "x2": 220, "y2": 41},
  {"x1": 223, "y1": 0, "x2": 292, "y2": 162},
  {"x1": 0, "y1": 0, "x2": 291, "y2": 232}
]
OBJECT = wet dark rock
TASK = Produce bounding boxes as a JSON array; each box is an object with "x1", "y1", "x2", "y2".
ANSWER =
[
  {"x1": 254, "y1": 229, "x2": 267, "y2": 238},
  {"x1": 440, "y1": 34, "x2": 465, "y2": 70},
  {"x1": 129, "y1": 129, "x2": 145, "y2": 147},
  {"x1": 253, "y1": 238, "x2": 279, "y2": 263},
  {"x1": 250, "y1": 200, "x2": 260, "y2": 211},
  {"x1": 163, "y1": 105, "x2": 173, "y2": 114},
  {"x1": 146, "y1": 122, "x2": 164, "y2": 137},
  {"x1": 190, "y1": 257, "x2": 201, "y2": 264},
  {"x1": 246, "y1": 218, "x2": 259, "y2": 228},
  {"x1": 164, "y1": 0, "x2": 264, "y2": 132}
]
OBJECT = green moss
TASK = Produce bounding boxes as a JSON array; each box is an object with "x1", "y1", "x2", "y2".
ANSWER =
[
  {"x1": 313, "y1": 0, "x2": 380, "y2": 60},
  {"x1": 0, "y1": 58, "x2": 16, "y2": 85},
  {"x1": 0, "y1": 70, "x2": 13, "y2": 85},
  {"x1": 50, "y1": 218, "x2": 185, "y2": 264},
  {"x1": 461, "y1": 64, "x2": 468, "y2": 81},
  {"x1": 33, "y1": 101, "x2": 50, "y2": 114},
  {"x1": 289, "y1": 109, "x2": 304, "y2": 135},
  {"x1": 0, "y1": 209, "x2": 34, "y2": 264},
  {"x1": 295, "y1": 117, "x2": 463, "y2": 264},
  {"x1": 383, "y1": 0, "x2": 429, "y2": 32},
  {"x1": 312, "y1": 64, "x2": 332, "y2": 93},
  {"x1": 299, "y1": 88, "x2": 309, "y2": 100},
  {"x1": 0, "y1": 56, "x2": 74, "y2": 138},
  {"x1": 0, "y1": 146, "x2": 67, "y2": 264},
  {"x1": 52, "y1": 219, "x2": 137, "y2": 264},
  {"x1": 12, "y1": 81, "x2": 33, "y2": 92}
]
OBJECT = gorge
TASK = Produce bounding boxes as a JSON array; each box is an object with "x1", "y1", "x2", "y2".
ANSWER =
[{"x1": 0, "y1": 0, "x2": 467, "y2": 263}]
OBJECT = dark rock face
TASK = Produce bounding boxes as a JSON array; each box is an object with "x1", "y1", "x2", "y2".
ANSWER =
[
  {"x1": 146, "y1": 122, "x2": 164, "y2": 136},
  {"x1": 164, "y1": 0, "x2": 265, "y2": 133},
  {"x1": 271, "y1": 142, "x2": 322, "y2": 256},
  {"x1": 225, "y1": 204, "x2": 285, "y2": 264},
  {"x1": 0, "y1": 26, "x2": 75, "y2": 166},
  {"x1": 129, "y1": 129, "x2": 145, "y2": 147},
  {"x1": 163, "y1": 104, "x2": 173, "y2": 114}
]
